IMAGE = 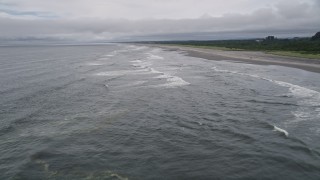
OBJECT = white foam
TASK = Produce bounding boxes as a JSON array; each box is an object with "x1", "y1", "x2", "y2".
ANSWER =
[
  {"x1": 131, "y1": 46, "x2": 147, "y2": 51},
  {"x1": 131, "y1": 60, "x2": 153, "y2": 69},
  {"x1": 129, "y1": 81, "x2": 147, "y2": 86},
  {"x1": 116, "y1": 81, "x2": 147, "y2": 88},
  {"x1": 212, "y1": 66, "x2": 320, "y2": 123},
  {"x1": 212, "y1": 66, "x2": 263, "y2": 80},
  {"x1": 154, "y1": 74, "x2": 190, "y2": 87},
  {"x1": 272, "y1": 80, "x2": 320, "y2": 101},
  {"x1": 139, "y1": 62, "x2": 153, "y2": 68},
  {"x1": 95, "y1": 69, "x2": 150, "y2": 77},
  {"x1": 116, "y1": 49, "x2": 129, "y2": 53},
  {"x1": 273, "y1": 125, "x2": 289, "y2": 137},
  {"x1": 149, "y1": 68, "x2": 163, "y2": 74},
  {"x1": 86, "y1": 62, "x2": 103, "y2": 66},
  {"x1": 97, "y1": 57, "x2": 109, "y2": 60},
  {"x1": 292, "y1": 111, "x2": 310, "y2": 122},
  {"x1": 154, "y1": 74, "x2": 171, "y2": 79},
  {"x1": 145, "y1": 66, "x2": 190, "y2": 88},
  {"x1": 212, "y1": 66, "x2": 320, "y2": 105},
  {"x1": 130, "y1": 55, "x2": 189, "y2": 88},
  {"x1": 145, "y1": 53, "x2": 164, "y2": 60},
  {"x1": 167, "y1": 76, "x2": 190, "y2": 86},
  {"x1": 131, "y1": 64, "x2": 141, "y2": 68},
  {"x1": 130, "y1": 58, "x2": 163, "y2": 74},
  {"x1": 130, "y1": 60, "x2": 143, "y2": 63}
]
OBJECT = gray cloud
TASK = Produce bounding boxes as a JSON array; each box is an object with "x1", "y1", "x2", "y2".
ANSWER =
[{"x1": 0, "y1": 0, "x2": 319, "y2": 43}]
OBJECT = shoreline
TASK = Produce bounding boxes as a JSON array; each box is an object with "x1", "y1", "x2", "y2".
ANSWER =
[{"x1": 151, "y1": 45, "x2": 320, "y2": 74}]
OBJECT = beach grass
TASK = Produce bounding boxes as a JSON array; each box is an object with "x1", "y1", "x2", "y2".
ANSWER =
[
  {"x1": 164, "y1": 44, "x2": 320, "y2": 60},
  {"x1": 171, "y1": 45, "x2": 320, "y2": 60},
  {"x1": 171, "y1": 44, "x2": 242, "y2": 51},
  {"x1": 151, "y1": 38, "x2": 320, "y2": 60},
  {"x1": 266, "y1": 51, "x2": 320, "y2": 60}
]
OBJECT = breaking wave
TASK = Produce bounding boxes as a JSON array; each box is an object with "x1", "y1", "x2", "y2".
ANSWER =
[
  {"x1": 212, "y1": 66, "x2": 320, "y2": 124},
  {"x1": 273, "y1": 125, "x2": 289, "y2": 137}
]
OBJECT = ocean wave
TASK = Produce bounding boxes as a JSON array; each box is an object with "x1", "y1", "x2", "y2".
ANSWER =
[
  {"x1": 212, "y1": 66, "x2": 320, "y2": 124},
  {"x1": 273, "y1": 125, "x2": 289, "y2": 137},
  {"x1": 212, "y1": 66, "x2": 320, "y2": 103},
  {"x1": 130, "y1": 46, "x2": 148, "y2": 51},
  {"x1": 116, "y1": 49, "x2": 129, "y2": 53},
  {"x1": 153, "y1": 74, "x2": 190, "y2": 88},
  {"x1": 97, "y1": 57, "x2": 110, "y2": 60},
  {"x1": 149, "y1": 68, "x2": 164, "y2": 74},
  {"x1": 212, "y1": 67, "x2": 320, "y2": 102},
  {"x1": 129, "y1": 54, "x2": 188, "y2": 88},
  {"x1": 115, "y1": 81, "x2": 147, "y2": 88},
  {"x1": 95, "y1": 69, "x2": 150, "y2": 77},
  {"x1": 131, "y1": 60, "x2": 153, "y2": 69},
  {"x1": 247, "y1": 99, "x2": 298, "y2": 106},
  {"x1": 292, "y1": 111, "x2": 310, "y2": 120},
  {"x1": 86, "y1": 62, "x2": 104, "y2": 66},
  {"x1": 130, "y1": 60, "x2": 143, "y2": 63},
  {"x1": 145, "y1": 53, "x2": 164, "y2": 60}
]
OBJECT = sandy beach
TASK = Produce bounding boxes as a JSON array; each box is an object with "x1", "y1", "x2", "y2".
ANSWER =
[{"x1": 152, "y1": 45, "x2": 320, "y2": 73}]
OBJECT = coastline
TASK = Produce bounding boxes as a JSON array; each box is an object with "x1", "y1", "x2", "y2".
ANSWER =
[{"x1": 150, "y1": 45, "x2": 320, "y2": 73}]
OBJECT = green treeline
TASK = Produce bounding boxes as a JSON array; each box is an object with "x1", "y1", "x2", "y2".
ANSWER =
[{"x1": 154, "y1": 38, "x2": 320, "y2": 55}]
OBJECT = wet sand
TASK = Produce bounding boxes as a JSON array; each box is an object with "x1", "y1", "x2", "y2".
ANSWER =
[{"x1": 152, "y1": 45, "x2": 320, "y2": 73}]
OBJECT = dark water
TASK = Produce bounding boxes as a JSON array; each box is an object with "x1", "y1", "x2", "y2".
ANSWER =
[{"x1": 1, "y1": 44, "x2": 320, "y2": 179}]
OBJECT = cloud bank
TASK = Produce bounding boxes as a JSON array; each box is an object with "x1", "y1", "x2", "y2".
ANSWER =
[{"x1": 0, "y1": 0, "x2": 319, "y2": 43}]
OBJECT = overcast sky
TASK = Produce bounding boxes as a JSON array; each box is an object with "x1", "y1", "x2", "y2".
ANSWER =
[{"x1": 0, "y1": 0, "x2": 319, "y2": 43}]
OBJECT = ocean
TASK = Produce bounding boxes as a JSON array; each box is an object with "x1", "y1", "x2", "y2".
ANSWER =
[{"x1": 1, "y1": 44, "x2": 320, "y2": 179}]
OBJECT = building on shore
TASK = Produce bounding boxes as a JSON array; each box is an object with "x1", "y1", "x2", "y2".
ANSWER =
[{"x1": 265, "y1": 36, "x2": 275, "y2": 41}]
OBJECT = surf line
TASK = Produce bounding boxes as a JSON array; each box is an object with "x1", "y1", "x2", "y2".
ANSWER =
[{"x1": 273, "y1": 125, "x2": 289, "y2": 137}]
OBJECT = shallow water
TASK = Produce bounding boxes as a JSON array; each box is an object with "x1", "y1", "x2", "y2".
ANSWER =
[{"x1": 1, "y1": 44, "x2": 320, "y2": 179}]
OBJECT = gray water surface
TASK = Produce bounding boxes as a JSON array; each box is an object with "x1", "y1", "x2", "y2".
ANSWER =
[{"x1": 1, "y1": 44, "x2": 320, "y2": 179}]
